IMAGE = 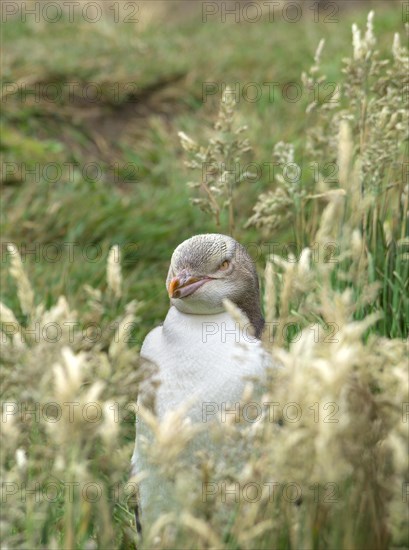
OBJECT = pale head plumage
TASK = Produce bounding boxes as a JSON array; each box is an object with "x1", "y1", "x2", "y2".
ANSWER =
[{"x1": 166, "y1": 233, "x2": 264, "y2": 337}]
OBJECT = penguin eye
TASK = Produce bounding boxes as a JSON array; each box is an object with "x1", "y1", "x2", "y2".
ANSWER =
[{"x1": 219, "y1": 259, "x2": 230, "y2": 271}]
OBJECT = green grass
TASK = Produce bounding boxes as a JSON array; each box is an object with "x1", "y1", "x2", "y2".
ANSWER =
[
  {"x1": 1, "y1": 2, "x2": 408, "y2": 548},
  {"x1": 2, "y1": 1, "x2": 405, "y2": 335}
]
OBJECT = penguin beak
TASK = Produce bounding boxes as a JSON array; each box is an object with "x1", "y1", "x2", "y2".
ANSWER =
[{"x1": 168, "y1": 273, "x2": 211, "y2": 299}]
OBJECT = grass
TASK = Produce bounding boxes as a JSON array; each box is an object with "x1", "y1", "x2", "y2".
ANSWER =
[
  {"x1": 2, "y1": 2, "x2": 404, "y2": 328},
  {"x1": 1, "y1": 1, "x2": 408, "y2": 549}
]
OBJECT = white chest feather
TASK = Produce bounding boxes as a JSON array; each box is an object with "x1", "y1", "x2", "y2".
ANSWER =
[
  {"x1": 140, "y1": 306, "x2": 267, "y2": 421},
  {"x1": 132, "y1": 307, "x2": 271, "y2": 527}
]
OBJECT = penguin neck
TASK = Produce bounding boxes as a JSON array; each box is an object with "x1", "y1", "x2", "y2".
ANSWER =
[
  {"x1": 166, "y1": 300, "x2": 264, "y2": 341},
  {"x1": 235, "y1": 293, "x2": 265, "y2": 339}
]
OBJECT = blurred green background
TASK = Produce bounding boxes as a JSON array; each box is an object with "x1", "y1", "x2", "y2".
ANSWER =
[{"x1": 1, "y1": 0, "x2": 405, "y2": 342}]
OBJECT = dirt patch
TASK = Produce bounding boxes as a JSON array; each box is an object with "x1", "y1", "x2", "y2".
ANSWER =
[{"x1": 23, "y1": 72, "x2": 189, "y2": 168}]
